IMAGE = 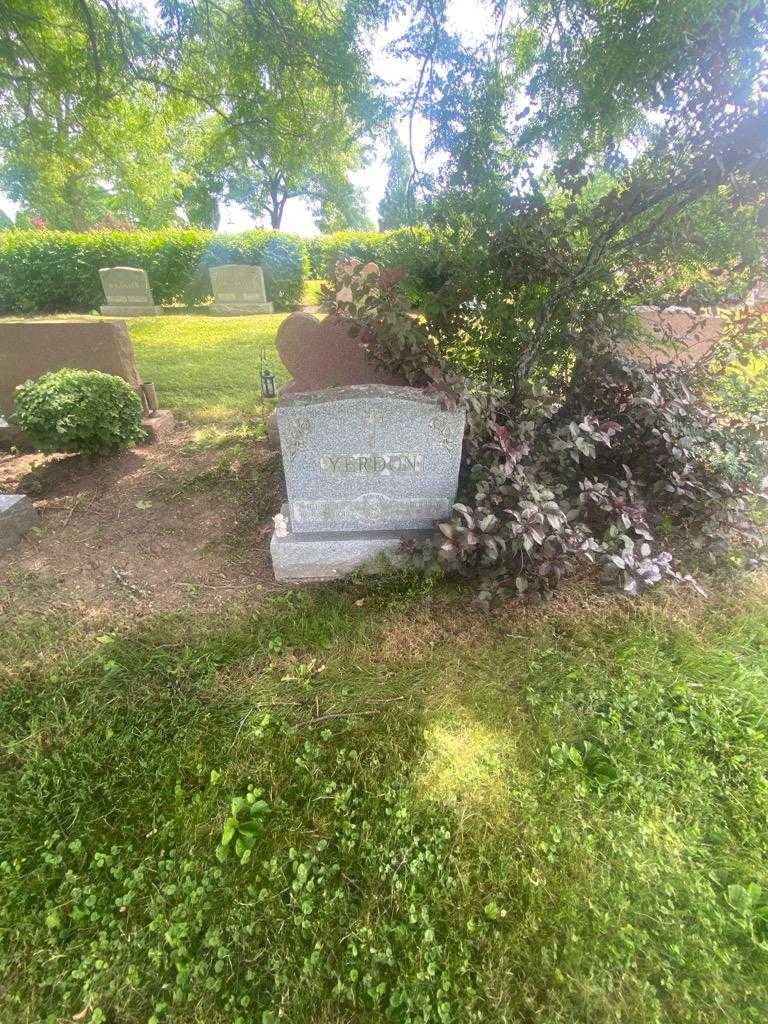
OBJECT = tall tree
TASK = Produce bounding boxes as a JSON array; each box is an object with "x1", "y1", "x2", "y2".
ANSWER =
[
  {"x1": 150, "y1": 0, "x2": 384, "y2": 229},
  {"x1": 378, "y1": 135, "x2": 418, "y2": 229},
  {"x1": 0, "y1": 0, "x2": 147, "y2": 228},
  {"x1": 221, "y1": 83, "x2": 372, "y2": 229},
  {"x1": 0, "y1": 0, "x2": 385, "y2": 229},
  {"x1": 373, "y1": 0, "x2": 768, "y2": 383},
  {"x1": 316, "y1": 181, "x2": 374, "y2": 232}
]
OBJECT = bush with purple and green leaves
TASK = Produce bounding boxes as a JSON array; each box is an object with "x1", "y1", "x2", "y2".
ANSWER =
[
  {"x1": 306, "y1": 227, "x2": 441, "y2": 305},
  {"x1": 331, "y1": 262, "x2": 768, "y2": 603}
]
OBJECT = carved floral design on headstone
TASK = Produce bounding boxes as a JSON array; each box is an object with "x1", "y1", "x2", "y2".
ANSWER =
[{"x1": 281, "y1": 417, "x2": 312, "y2": 461}]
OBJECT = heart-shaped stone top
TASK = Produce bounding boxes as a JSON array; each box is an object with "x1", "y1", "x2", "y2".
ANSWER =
[{"x1": 276, "y1": 312, "x2": 406, "y2": 395}]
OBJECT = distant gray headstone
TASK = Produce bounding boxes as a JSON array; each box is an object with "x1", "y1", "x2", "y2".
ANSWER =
[
  {"x1": 99, "y1": 267, "x2": 161, "y2": 316},
  {"x1": 270, "y1": 384, "x2": 465, "y2": 580},
  {"x1": 209, "y1": 264, "x2": 274, "y2": 315}
]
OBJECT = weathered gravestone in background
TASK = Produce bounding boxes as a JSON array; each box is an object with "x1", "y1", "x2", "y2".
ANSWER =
[
  {"x1": 209, "y1": 264, "x2": 274, "y2": 315},
  {"x1": 0, "y1": 319, "x2": 173, "y2": 448},
  {"x1": 631, "y1": 305, "x2": 723, "y2": 363},
  {"x1": 270, "y1": 384, "x2": 465, "y2": 581},
  {"x1": 99, "y1": 267, "x2": 161, "y2": 316},
  {"x1": 746, "y1": 281, "x2": 768, "y2": 305},
  {"x1": 267, "y1": 312, "x2": 407, "y2": 448}
]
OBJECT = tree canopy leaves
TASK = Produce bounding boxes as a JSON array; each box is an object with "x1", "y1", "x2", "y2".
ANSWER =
[{"x1": 0, "y1": 0, "x2": 384, "y2": 228}]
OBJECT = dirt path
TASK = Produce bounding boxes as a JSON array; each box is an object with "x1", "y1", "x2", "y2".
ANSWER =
[{"x1": 0, "y1": 432, "x2": 286, "y2": 619}]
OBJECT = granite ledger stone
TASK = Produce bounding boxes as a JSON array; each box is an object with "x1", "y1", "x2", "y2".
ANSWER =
[
  {"x1": 270, "y1": 504, "x2": 427, "y2": 581},
  {"x1": 270, "y1": 384, "x2": 465, "y2": 581},
  {"x1": 209, "y1": 264, "x2": 274, "y2": 315},
  {"x1": 99, "y1": 267, "x2": 161, "y2": 316}
]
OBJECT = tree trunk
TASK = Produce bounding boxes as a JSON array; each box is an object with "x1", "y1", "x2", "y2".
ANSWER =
[{"x1": 267, "y1": 178, "x2": 290, "y2": 229}]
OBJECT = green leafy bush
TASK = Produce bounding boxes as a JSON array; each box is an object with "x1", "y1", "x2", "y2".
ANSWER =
[
  {"x1": 14, "y1": 369, "x2": 145, "y2": 456},
  {"x1": 0, "y1": 229, "x2": 308, "y2": 314}
]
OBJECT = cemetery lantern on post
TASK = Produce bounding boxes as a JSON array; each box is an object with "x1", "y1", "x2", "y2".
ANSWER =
[{"x1": 260, "y1": 367, "x2": 277, "y2": 399}]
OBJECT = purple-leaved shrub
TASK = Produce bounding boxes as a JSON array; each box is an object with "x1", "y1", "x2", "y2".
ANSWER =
[{"x1": 328, "y1": 260, "x2": 768, "y2": 604}]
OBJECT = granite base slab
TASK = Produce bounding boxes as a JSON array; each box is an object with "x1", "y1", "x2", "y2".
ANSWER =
[
  {"x1": 209, "y1": 302, "x2": 274, "y2": 316},
  {"x1": 100, "y1": 305, "x2": 163, "y2": 316},
  {"x1": 266, "y1": 410, "x2": 280, "y2": 450},
  {"x1": 141, "y1": 409, "x2": 175, "y2": 444},
  {"x1": 270, "y1": 505, "x2": 431, "y2": 581},
  {"x1": 0, "y1": 494, "x2": 38, "y2": 551}
]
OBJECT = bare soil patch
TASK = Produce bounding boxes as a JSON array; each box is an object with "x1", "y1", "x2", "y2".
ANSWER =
[{"x1": 0, "y1": 431, "x2": 286, "y2": 619}]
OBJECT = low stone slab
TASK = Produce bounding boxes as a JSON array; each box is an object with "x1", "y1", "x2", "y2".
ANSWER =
[
  {"x1": 101, "y1": 304, "x2": 163, "y2": 316},
  {"x1": 209, "y1": 302, "x2": 274, "y2": 316},
  {"x1": 209, "y1": 264, "x2": 274, "y2": 315},
  {"x1": 277, "y1": 385, "x2": 465, "y2": 534},
  {"x1": 141, "y1": 410, "x2": 176, "y2": 444},
  {"x1": 100, "y1": 267, "x2": 161, "y2": 316},
  {"x1": 0, "y1": 494, "x2": 38, "y2": 550},
  {"x1": 270, "y1": 504, "x2": 430, "y2": 581}
]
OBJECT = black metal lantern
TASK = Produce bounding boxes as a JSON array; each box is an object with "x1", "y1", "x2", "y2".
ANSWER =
[{"x1": 260, "y1": 368, "x2": 277, "y2": 399}]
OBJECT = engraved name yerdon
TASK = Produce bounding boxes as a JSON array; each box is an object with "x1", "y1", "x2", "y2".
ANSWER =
[{"x1": 320, "y1": 453, "x2": 423, "y2": 475}]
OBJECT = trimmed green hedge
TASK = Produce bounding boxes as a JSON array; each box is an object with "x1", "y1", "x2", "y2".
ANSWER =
[
  {"x1": 306, "y1": 227, "x2": 443, "y2": 305},
  {"x1": 0, "y1": 229, "x2": 308, "y2": 314},
  {"x1": 306, "y1": 227, "x2": 430, "y2": 275}
]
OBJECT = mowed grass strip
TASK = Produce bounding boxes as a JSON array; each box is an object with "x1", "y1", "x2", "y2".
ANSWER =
[
  {"x1": 1, "y1": 579, "x2": 767, "y2": 1024},
  {"x1": 126, "y1": 313, "x2": 290, "y2": 426},
  {"x1": 126, "y1": 281, "x2": 327, "y2": 427}
]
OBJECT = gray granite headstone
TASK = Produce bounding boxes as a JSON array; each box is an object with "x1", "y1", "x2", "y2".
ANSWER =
[
  {"x1": 209, "y1": 264, "x2": 274, "y2": 315},
  {"x1": 99, "y1": 267, "x2": 161, "y2": 316},
  {"x1": 270, "y1": 384, "x2": 465, "y2": 580}
]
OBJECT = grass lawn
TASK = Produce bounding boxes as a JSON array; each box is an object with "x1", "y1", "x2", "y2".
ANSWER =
[
  {"x1": 1, "y1": 315, "x2": 767, "y2": 1023},
  {"x1": 127, "y1": 313, "x2": 290, "y2": 427},
  {"x1": 126, "y1": 280, "x2": 325, "y2": 427},
  {"x1": 1, "y1": 581, "x2": 767, "y2": 1023}
]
